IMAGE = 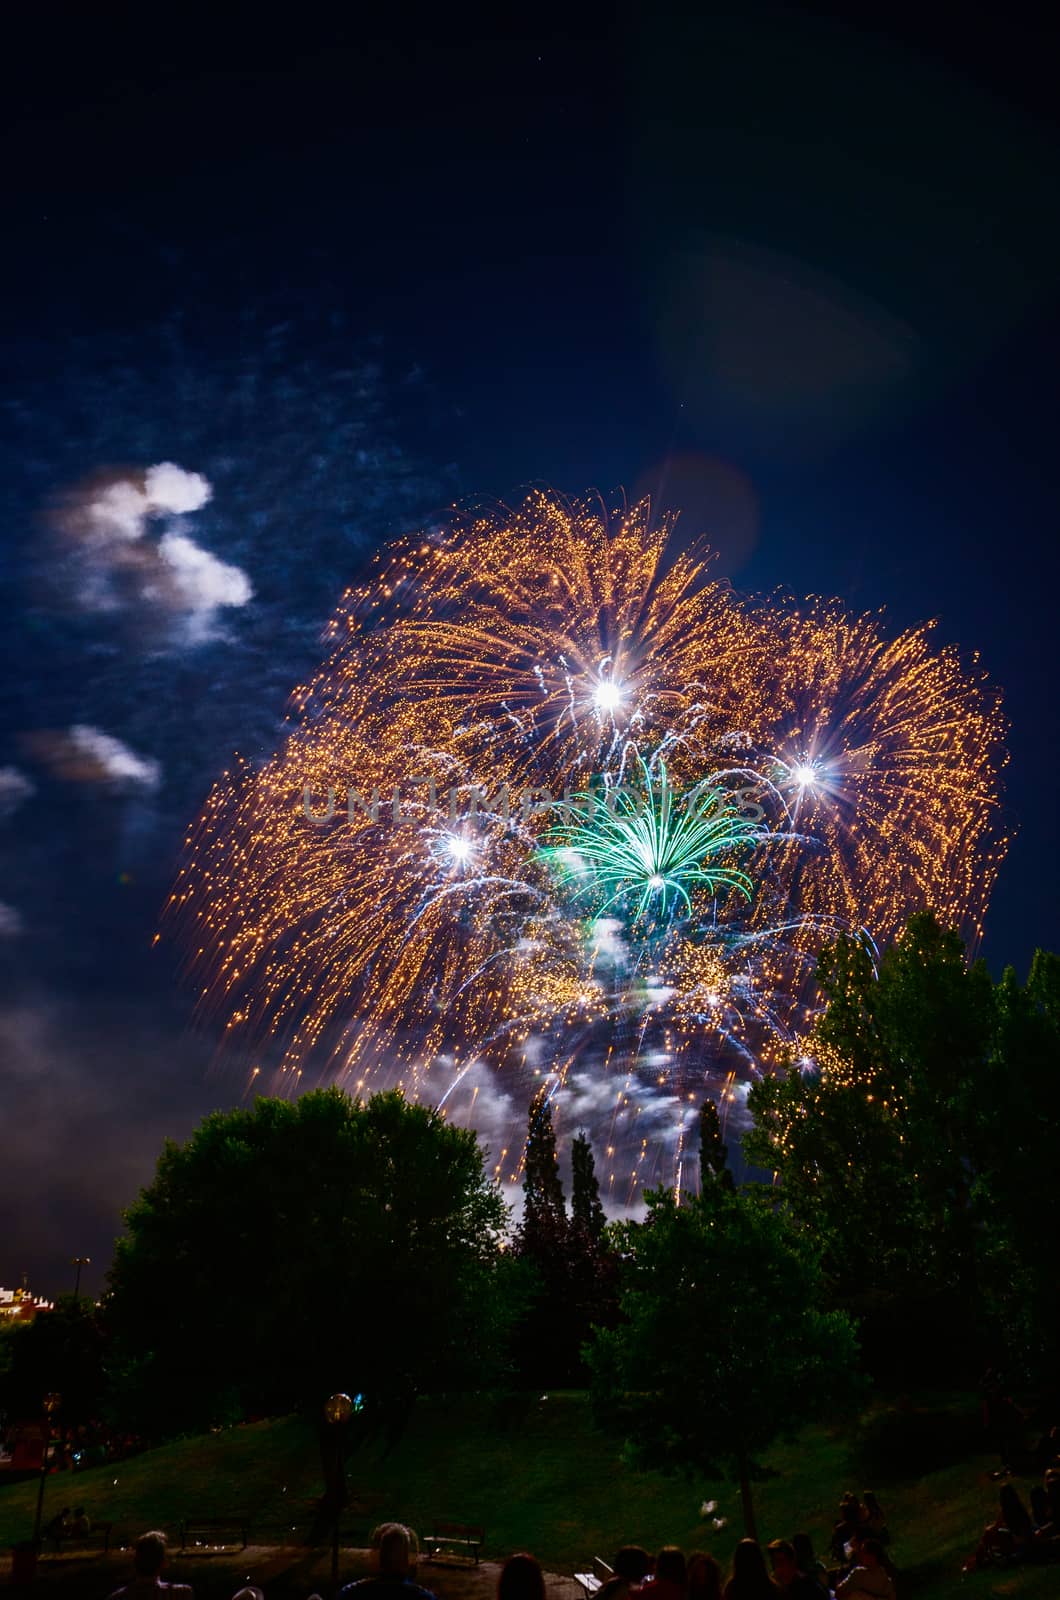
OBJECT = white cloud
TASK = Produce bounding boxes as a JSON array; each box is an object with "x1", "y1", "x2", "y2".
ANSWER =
[
  {"x1": 51, "y1": 461, "x2": 250, "y2": 631},
  {"x1": 0, "y1": 903, "x2": 22, "y2": 937},
  {"x1": 85, "y1": 479, "x2": 150, "y2": 542},
  {"x1": 144, "y1": 461, "x2": 213, "y2": 516},
  {"x1": 29, "y1": 725, "x2": 162, "y2": 789},
  {"x1": 0, "y1": 767, "x2": 35, "y2": 820},
  {"x1": 68, "y1": 725, "x2": 161, "y2": 788},
  {"x1": 157, "y1": 530, "x2": 254, "y2": 612}
]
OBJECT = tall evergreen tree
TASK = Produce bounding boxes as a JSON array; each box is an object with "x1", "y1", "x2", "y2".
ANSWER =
[
  {"x1": 698, "y1": 1096, "x2": 735, "y2": 1192},
  {"x1": 520, "y1": 1086, "x2": 567, "y2": 1251},
  {"x1": 512, "y1": 1096, "x2": 619, "y2": 1386},
  {"x1": 571, "y1": 1130, "x2": 607, "y2": 1242}
]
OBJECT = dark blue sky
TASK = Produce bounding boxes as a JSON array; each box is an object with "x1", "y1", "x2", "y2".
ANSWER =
[{"x1": 2, "y1": 3, "x2": 1058, "y2": 1296}]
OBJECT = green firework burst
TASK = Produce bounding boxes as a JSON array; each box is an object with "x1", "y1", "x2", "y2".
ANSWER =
[{"x1": 541, "y1": 755, "x2": 762, "y2": 923}]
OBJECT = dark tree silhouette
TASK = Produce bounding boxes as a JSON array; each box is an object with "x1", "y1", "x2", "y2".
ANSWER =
[
  {"x1": 571, "y1": 1129, "x2": 608, "y2": 1243},
  {"x1": 106, "y1": 1089, "x2": 508, "y2": 1435},
  {"x1": 698, "y1": 1097, "x2": 735, "y2": 1192},
  {"x1": 519, "y1": 1087, "x2": 568, "y2": 1253}
]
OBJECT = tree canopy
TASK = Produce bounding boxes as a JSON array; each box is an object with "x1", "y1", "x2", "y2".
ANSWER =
[
  {"x1": 586, "y1": 1135, "x2": 860, "y2": 1538},
  {"x1": 106, "y1": 1088, "x2": 508, "y2": 1435},
  {"x1": 745, "y1": 912, "x2": 1060, "y2": 1382}
]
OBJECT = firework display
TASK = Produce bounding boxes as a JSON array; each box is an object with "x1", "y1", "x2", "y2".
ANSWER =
[{"x1": 173, "y1": 491, "x2": 1008, "y2": 1199}]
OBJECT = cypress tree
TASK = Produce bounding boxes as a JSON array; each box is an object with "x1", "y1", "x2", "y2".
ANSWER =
[
  {"x1": 699, "y1": 1096, "x2": 735, "y2": 1192},
  {"x1": 571, "y1": 1129, "x2": 607, "y2": 1243},
  {"x1": 520, "y1": 1086, "x2": 567, "y2": 1251}
]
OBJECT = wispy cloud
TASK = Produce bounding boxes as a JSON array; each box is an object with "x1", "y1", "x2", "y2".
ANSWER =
[
  {"x1": 0, "y1": 766, "x2": 35, "y2": 820},
  {"x1": 52, "y1": 460, "x2": 252, "y2": 633},
  {"x1": 155, "y1": 530, "x2": 253, "y2": 613},
  {"x1": 28, "y1": 725, "x2": 161, "y2": 789}
]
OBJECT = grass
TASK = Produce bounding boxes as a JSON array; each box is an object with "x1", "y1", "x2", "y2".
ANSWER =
[{"x1": 0, "y1": 1392, "x2": 1055, "y2": 1600}]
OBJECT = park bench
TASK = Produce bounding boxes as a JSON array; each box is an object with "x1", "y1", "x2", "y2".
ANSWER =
[
  {"x1": 574, "y1": 1556, "x2": 614, "y2": 1597},
  {"x1": 423, "y1": 1520, "x2": 485, "y2": 1564},
  {"x1": 47, "y1": 1521, "x2": 114, "y2": 1556},
  {"x1": 179, "y1": 1514, "x2": 250, "y2": 1552}
]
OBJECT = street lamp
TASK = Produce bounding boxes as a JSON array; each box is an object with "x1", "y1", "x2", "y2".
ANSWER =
[
  {"x1": 70, "y1": 1257, "x2": 91, "y2": 1302},
  {"x1": 323, "y1": 1393, "x2": 353, "y2": 1590},
  {"x1": 32, "y1": 1392, "x2": 62, "y2": 1549}
]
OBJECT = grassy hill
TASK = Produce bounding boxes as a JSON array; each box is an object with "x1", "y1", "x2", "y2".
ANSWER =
[{"x1": 0, "y1": 1392, "x2": 1053, "y2": 1599}]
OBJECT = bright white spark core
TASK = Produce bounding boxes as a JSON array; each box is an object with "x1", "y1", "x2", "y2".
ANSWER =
[{"x1": 593, "y1": 679, "x2": 623, "y2": 713}]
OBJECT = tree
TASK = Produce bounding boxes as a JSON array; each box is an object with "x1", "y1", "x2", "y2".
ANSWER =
[
  {"x1": 512, "y1": 1090, "x2": 572, "y2": 1385},
  {"x1": 0, "y1": 1297, "x2": 106, "y2": 1427},
  {"x1": 586, "y1": 1181, "x2": 860, "y2": 1539},
  {"x1": 571, "y1": 1130, "x2": 608, "y2": 1243},
  {"x1": 971, "y1": 951, "x2": 1060, "y2": 1380},
  {"x1": 512, "y1": 1098, "x2": 617, "y2": 1386},
  {"x1": 698, "y1": 1097, "x2": 734, "y2": 1192},
  {"x1": 746, "y1": 912, "x2": 1060, "y2": 1382},
  {"x1": 106, "y1": 1088, "x2": 508, "y2": 1436},
  {"x1": 519, "y1": 1087, "x2": 567, "y2": 1253}
]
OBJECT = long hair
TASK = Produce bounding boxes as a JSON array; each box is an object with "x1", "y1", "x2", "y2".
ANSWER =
[
  {"x1": 687, "y1": 1551, "x2": 722, "y2": 1600},
  {"x1": 727, "y1": 1539, "x2": 772, "y2": 1599}
]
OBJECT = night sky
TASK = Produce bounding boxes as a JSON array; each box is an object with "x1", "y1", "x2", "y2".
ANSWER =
[{"x1": 3, "y1": 4, "x2": 1059, "y2": 1298}]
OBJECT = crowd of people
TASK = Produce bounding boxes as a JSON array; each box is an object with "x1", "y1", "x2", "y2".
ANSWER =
[
  {"x1": 963, "y1": 1467, "x2": 1060, "y2": 1571},
  {"x1": 588, "y1": 1529, "x2": 892, "y2": 1600},
  {"x1": 101, "y1": 1506, "x2": 898, "y2": 1600}
]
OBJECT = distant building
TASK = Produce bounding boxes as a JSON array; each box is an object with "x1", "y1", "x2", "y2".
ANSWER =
[{"x1": 0, "y1": 1283, "x2": 54, "y2": 1322}]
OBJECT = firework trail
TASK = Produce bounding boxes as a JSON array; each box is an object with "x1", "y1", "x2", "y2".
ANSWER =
[{"x1": 172, "y1": 490, "x2": 1007, "y2": 1199}]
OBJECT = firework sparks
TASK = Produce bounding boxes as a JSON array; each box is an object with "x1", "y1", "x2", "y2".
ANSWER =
[
  {"x1": 540, "y1": 756, "x2": 763, "y2": 921},
  {"x1": 172, "y1": 490, "x2": 1008, "y2": 1196}
]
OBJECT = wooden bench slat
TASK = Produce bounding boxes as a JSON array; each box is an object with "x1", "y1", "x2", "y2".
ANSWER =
[
  {"x1": 424, "y1": 1521, "x2": 484, "y2": 1565},
  {"x1": 180, "y1": 1516, "x2": 250, "y2": 1551}
]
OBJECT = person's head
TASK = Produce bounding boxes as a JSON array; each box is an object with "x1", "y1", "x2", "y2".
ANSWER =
[
  {"x1": 74, "y1": 1507, "x2": 85, "y2": 1518},
  {"x1": 838, "y1": 1493, "x2": 860, "y2": 1525},
  {"x1": 863, "y1": 1493, "x2": 883, "y2": 1520},
  {"x1": 730, "y1": 1539, "x2": 769, "y2": 1592},
  {"x1": 685, "y1": 1552, "x2": 721, "y2": 1600},
  {"x1": 791, "y1": 1535, "x2": 815, "y2": 1573},
  {"x1": 859, "y1": 1541, "x2": 885, "y2": 1571},
  {"x1": 133, "y1": 1531, "x2": 168, "y2": 1578},
  {"x1": 372, "y1": 1522, "x2": 419, "y2": 1577},
  {"x1": 498, "y1": 1553, "x2": 545, "y2": 1600},
  {"x1": 767, "y1": 1541, "x2": 797, "y2": 1587},
  {"x1": 654, "y1": 1547, "x2": 686, "y2": 1587},
  {"x1": 615, "y1": 1547, "x2": 652, "y2": 1584}
]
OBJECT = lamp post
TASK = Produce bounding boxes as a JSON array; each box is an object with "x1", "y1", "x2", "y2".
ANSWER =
[
  {"x1": 32, "y1": 1391, "x2": 62, "y2": 1549},
  {"x1": 70, "y1": 1257, "x2": 91, "y2": 1303},
  {"x1": 323, "y1": 1393, "x2": 353, "y2": 1591}
]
